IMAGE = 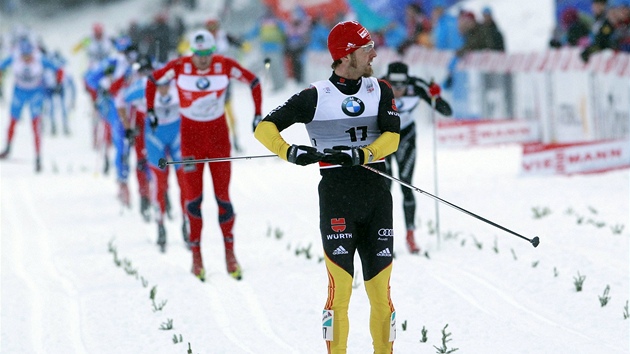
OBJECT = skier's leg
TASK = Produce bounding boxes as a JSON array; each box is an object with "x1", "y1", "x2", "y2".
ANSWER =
[
  {"x1": 180, "y1": 118, "x2": 206, "y2": 280},
  {"x1": 358, "y1": 186, "x2": 395, "y2": 353},
  {"x1": 1, "y1": 88, "x2": 28, "y2": 157},
  {"x1": 323, "y1": 256, "x2": 353, "y2": 354}
]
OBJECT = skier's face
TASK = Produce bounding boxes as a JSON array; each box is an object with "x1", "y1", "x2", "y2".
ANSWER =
[
  {"x1": 192, "y1": 53, "x2": 212, "y2": 70},
  {"x1": 348, "y1": 43, "x2": 376, "y2": 79},
  {"x1": 391, "y1": 84, "x2": 406, "y2": 98}
]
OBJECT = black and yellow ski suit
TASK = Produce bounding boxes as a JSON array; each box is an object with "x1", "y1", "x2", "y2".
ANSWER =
[{"x1": 255, "y1": 72, "x2": 400, "y2": 354}]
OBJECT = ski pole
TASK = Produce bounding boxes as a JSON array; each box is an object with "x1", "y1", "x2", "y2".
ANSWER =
[
  {"x1": 158, "y1": 154, "x2": 278, "y2": 169},
  {"x1": 430, "y1": 93, "x2": 441, "y2": 249},
  {"x1": 361, "y1": 164, "x2": 540, "y2": 248}
]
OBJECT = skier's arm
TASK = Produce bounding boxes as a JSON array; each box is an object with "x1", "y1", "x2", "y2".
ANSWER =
[
  {"x1": 0, "y1": 56, "x2": 13, "y2": 76},
  {"x1": 365, "y1": 80, "x2": 400, "y2": 163},
  {"x1": 146, "y1": 59, "x2": 177, "y2": 111},
  {"x1": 254, "y1": 87, "x2": 317, "y2": 161},
  {"x1": 411, "y1": 77, "x2": 452, "y2": 116}
]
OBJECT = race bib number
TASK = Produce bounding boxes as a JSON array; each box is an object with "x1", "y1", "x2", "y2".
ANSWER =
[{"x1": 190, "y1": 95, "x2": 220, "y2": 119}]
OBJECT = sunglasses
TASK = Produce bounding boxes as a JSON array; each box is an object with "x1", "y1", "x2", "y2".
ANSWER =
[
  {"x1": 350, "y1": 40, "x2": 375, "y2": 53},
  {"x1": 192, "y1": 47, "x2": 216, "y2": 57}
]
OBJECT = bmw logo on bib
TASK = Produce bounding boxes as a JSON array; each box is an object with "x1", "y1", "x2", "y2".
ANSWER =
[
  {"x1": 341, "y1": 97, "x2": 365, "y2": 117},
  {"x1": 159, "y1": 95, "x2": 172, "y2": 104},
  {"x1": 196, "y1": 77, "x2": 210, "y2": 90}
]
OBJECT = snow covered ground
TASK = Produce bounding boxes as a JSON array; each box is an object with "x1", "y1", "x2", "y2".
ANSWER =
[{"x1": 1, "y1": 0, "x2": 629, "y2": 353}]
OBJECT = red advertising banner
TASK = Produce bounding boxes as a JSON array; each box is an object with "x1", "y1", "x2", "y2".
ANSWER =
[
  {"x1": 263, "y1": 0, "x2": 348, "y2": 22},
  {"x1": 521, "y1": 140, "x2": 630, "y2": 175},
  {"x1": 436, "y1": 119, "x2": 540, "y2": 148}
]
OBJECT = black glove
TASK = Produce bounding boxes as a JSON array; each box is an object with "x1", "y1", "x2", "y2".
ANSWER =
[
  {"x1": 124, "y1": 128, "x2": 136, "y2": 146},
  {"x1": 287, "y1": 145, "x2": 324, "y2": 166},
  {"x1": 252, "y1": 114, "x2": 263, "y2": 132},
  {"x1": 580, "y1": 48, "x2": 592, "y2": 63},
  {"x1": 53, "y1": 83, "x2": 63, "y2": 94},
  {"x1": 96, "y1": 87, "x2": 109, "y2": 99},
  {"x1": 443, "y1": 75, "x2": 453, "y2": 90},
  {"x1": 322, "y1": 146, "x2": 364, "y2": 167},
  {"x1": 147, "y1": 109, "x2": 158, "y2": 132},
  {"x1": 104, "y1": 64, "x2": 116, "y2": 76}
]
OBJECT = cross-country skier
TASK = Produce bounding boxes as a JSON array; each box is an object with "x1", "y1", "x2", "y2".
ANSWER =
[
  {"x1": 146, "y1": 29, "x2": 263, "y2": 281},
  {"x1": 115, "y1": 54, "x2": 153, "y2": 221},
  {"x1": 144, "y1": 76, "x2": 187, "y2": 252},
  {"x1": 382, "y1": 61, "x2": 452, "y2": 254},
  {"x1": 43, "y1": 50, "x2": 74, "y2": 136},
  {"x1": 255, "y1": 20, "x2": 400, "y2": 354},
  {"x1": 84, "y1": 37, "x2": 137, "y2": 206},
  {"x1": 0, "y1": 37, "x2": 64, "y2": 172}
]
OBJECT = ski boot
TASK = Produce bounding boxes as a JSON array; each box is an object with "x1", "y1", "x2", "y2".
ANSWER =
[
  {"x1": 165, "y1": 193, "x2": 173, "y2": 220},
  {"x1": 117, "y1": 182, "x2": 131, "y2": 208},
  {"x1": 0, "y1": 145, "x2": 10, "y2": 159},
  {"x1": 140, "y1": 196, "x2": 151, "y2": 222},
  {"x1": 225, "y1": 248, "x2": 242, "y2": 280},
  {"x1": 182, "y1": 220, "x2": 190, "y2": 248},
  {"x1": 157, "y1": 223, "x2": 166, "y2": 253},
  {"x1": 191, "y1": 245, "x2": 205, "y2": 282},
  {"x1": 406, "y1": 229, "x2": 420, "y2": 254},
  {"x1": 35, "y1": 156, "x2": 41, "y2": 173},
  {"x1": 103, "y1": 157, "x2": 110, "y2": 175}
]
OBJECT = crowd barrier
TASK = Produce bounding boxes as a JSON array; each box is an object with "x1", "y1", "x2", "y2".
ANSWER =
[{"x1": 304, "y1": 47, "x2": 630, "y2": 175}]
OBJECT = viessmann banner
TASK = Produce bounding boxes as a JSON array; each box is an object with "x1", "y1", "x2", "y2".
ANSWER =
[
  {"x1": 436, "y1": 119, "x2": 541, "y2": 148},
  {"x1": 520, "y1": 139, "x2": 630, "y2": 175}
]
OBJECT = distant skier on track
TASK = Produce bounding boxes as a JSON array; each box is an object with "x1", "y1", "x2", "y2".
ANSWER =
[
  {"x1": 146, "y1": 29, "x2": 263, "y2": 281},
  {"x1": 382, "y1": 61, "x2": 452, "y2": 254},
  {"x1": 0, "y1": 36, "x2": 64, "y2": 172}
]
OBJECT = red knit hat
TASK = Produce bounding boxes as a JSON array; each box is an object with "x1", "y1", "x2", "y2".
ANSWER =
[{"x1": 327, "y1": 21, "x2": 372, "y2": 61}]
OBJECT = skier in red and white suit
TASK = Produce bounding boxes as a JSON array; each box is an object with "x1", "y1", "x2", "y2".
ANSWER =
[{"x1": 145, "y1": 29, "x2": 263, "y2": 281}]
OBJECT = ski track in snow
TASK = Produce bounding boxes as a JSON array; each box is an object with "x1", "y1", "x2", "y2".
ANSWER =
[
  {"x1": 155, "y1": 245, "x2": 297, "y2": 352},
  {"x1": 427, "y1": 257, "x2": 625, "y2": 353},
  {"x1": 3, "y1": 179, "x2": 87, "y2": 353}
]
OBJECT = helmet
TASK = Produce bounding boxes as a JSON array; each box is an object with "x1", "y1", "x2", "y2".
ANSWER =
[
  {"x1": 93, "y1": 23, "x2": 104, "y2": 37},
  {"x1": 205, "y1": 18, "x2": 220, "y2": 32},
  {"x1": 327, "y1": 21, "x2": 372, "y2": 61},
  {"x1": 18, "y1": 38, "x2": 34, "y2": 55},
  {"x1": 386, "y1": 62, "x2": 409, "y2": 86},
  {"x1": 189, "y1": 29, "x2": 216, "y2": 56},
  {"x1": 114, "y1": 35, "x2": 132, "y2": 52}
]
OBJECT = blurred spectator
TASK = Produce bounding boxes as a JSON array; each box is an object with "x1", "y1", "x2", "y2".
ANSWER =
[
  {"x1": 455, "y1": 11, "x2": 487, "y2": 57},
  {"x1": 398, "y1": 3, "x2": 433, "y2": 53},
  {"x1": 149, "y1": 12, "x2": 173, "y2": 63},
  {"x1": 550, "y1": 7, "x2": 591, "y2": 48},
  {"x1": 246, "y1": 8, "x2": 287, "y2": 91},
  {"x1": 308, "y1": 15, "x2": 333, "y2": 52},
  {"x1": 591, "y1": 0, "x2": 610, "y2": 35},
  {"x1": 431, "y1": 0, "x2": 463, "y2": 50},
  {"x1": 205, "y1": 18, "x2": 243, "y2": 56},
  {"x1": 284, "y1": 7, "x2": 311, "y2": 84},
  {"x1": 443, "y1": 11, "x2": 488, "y2": 89},
  {"x1": 581, "y1": 3, "x2": 617, "y2": 61},
  {"x1": 72, "y1": 22, "x2": 114, "y2": 68},
  {"x1": 610, "y1": 1, "x2": 630, "y2": 52},
  {"x1": 480, "y1": 6, "x2": 505, "y2": 51}
]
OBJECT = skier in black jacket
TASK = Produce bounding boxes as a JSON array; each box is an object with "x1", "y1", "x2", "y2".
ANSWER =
[{"x1": 382, "y1": 61, "x2": 452, "y2": 254}]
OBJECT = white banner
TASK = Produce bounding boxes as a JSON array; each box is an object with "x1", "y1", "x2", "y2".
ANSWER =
[
  {"x1": 521, "y1": 139, "x2": 630, "y2": 175},
  {"x1": 437, "y1": 119, "x2": 540, "y2": 148}
]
